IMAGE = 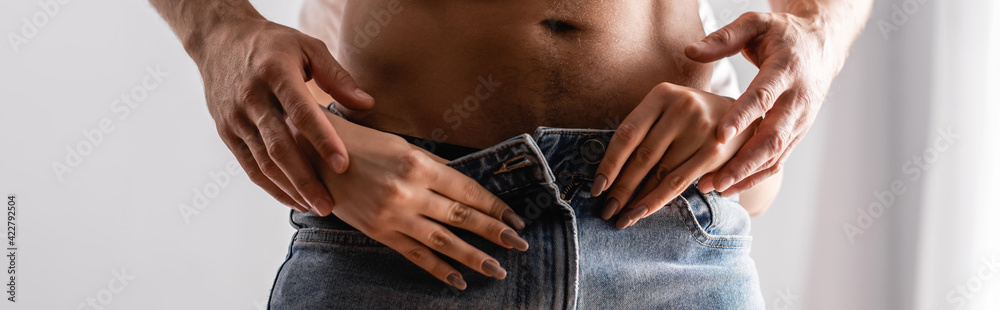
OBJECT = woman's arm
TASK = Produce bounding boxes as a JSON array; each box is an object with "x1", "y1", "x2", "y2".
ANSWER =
[{"x1": 737, "y1": 169, "x2": 783, "y2": 217}]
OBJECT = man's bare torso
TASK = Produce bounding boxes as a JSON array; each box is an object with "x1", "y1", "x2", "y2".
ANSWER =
[{"x1": 302, "y1": 0, "x2": 711, "y2": 148}]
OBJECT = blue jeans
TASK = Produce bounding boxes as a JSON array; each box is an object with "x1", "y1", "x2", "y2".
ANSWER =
[{"x1": 268, "y1": 125, "x2": 764, "y2": 309}]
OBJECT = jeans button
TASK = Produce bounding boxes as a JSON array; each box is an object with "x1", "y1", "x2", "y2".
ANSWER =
[{"x1": 580, "y1": 138, "x2": 606, "y2": 164}]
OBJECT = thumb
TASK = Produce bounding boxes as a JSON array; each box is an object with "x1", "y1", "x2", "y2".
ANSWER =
[
  {"x1": 685, "y1": 12, "x2": 770, "y2": 63},
  {"x1": 305, "y1": 40, "x2": 376, "y2": 110}
]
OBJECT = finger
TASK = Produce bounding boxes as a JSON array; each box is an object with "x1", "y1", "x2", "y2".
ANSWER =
[
  {"x1": 272, "y1": 72, "x2": 351, "y2": 174},
  {"x1": 422, "y1": 193, "x2": 528, "y2": 251},
  {"x1": 721, "y1": 135, "x2": 798, "y2": 196},
  {"x1": 624, "y1": 137, "x2": 702, "y2": 213},
  {"x1": 247, "y1": 103, "x2": 336, "y2": 216},
  {"x1": 618, "y1": 148, "x2": 715, "y2": 229},
  {"x1": 303, "y1": 38, "x2": 375, "y2": 110},
  {"x1": 236, "y1": 122, "x2": 313, "y2": 212},
  {"x1": 403, "y1": 217, "x2": 509, "y2": 280},
  {"x1": 379, "y1": 233, "x2": 467, "y2": 290},
  {"x1": 698, "y1": 171, "x2": 717, "y2": 193},
  {"x1": 716, "y1": 58, "x2": 793, "y2": 143},
  {"x1": 685, "y1": 12, "x2": 771, "y2": 63},
  {"x1": 592, "y1": 91, "x2": 665, "y2": 197},
  {"x1": 428, "y1": 163, "x2": 525, "y2": 230},
  {"x1": 714, "y1": 98, "x2": 798, "y2": 192},
  {"x1": 599, "y1": 119, "x2": 680, "y2": 221},
  {"x1": 221, "y1": 131, "x2": 307, "y2": 212}
]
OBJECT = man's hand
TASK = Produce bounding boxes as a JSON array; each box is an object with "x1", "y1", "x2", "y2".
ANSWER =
[
  {"x1": 293, "y1": 112, "x2": 530, "y2": 290},
  {"x1": 592, "y1": 83, "x2": 757, "y2": 229},
  {"x1": 685, "y1": 1, "x2": 871, "y2": 196},
  {"x1": 150, "y1": 0, "x2": 376, "y2": 215},
  {"x1": 196, "y1": 18, "x2": 374, "y2": 215}
]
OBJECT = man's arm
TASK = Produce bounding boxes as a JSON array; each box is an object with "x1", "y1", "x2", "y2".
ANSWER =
[
  {"x1": 688, "y1": 0, "x2": 873, "y2": 195},
  {"x1": 148, "y1": 0, "x2": 375, "y2": 215}
]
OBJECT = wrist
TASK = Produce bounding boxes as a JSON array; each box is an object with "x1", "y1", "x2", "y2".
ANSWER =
[
  {"x1": 784, "y1": 1, "x2": 861, "y2": 75},
  {"x1": 178, "y1": 2, "x2": 266, "y2": 63}
]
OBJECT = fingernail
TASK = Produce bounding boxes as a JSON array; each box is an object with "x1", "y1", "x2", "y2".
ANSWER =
[
  {"x1": 447, "y1": 273, "x2": 467, "y2": 290},
  {"x1": 722, "y1": 126, "x2": 737, "y2": 143},
  {"x1": 615, "y1": 215, "x2": 631, "y2": 230},
  {"x1": 354, "y1": 88, "x2": 374, "y2": 102},
  {"x1": 590, "y1": 174, "x2": 607, "y2": 197},
  {"x1": 719, "y1": 176, "x2": 735, "y2": 192},
  {"x1": 330, "y1": 154, "x2": 347, "y2": 173},
  {"x1": 500, "y1": 229, "x2": 529, "y2": 251},
  {"x1": 502, "y1": 209, "x2": 525, "y2": 230},
  {"x1": 617, "y1": 205, "x2": 648, "y2": 229},
  {"x1": 698, "y1": 180, "x2": 715, "y2": 193},
  {"x1": 601, "y1": 198, "x2": 619, "y2": 221},
  {"x1": 692, "y1": 41, "x2": 708, "y2": 51},
  {"x1": 481, "y1": 259, "x2": 507, "y2": 280},
  {"x1": 313, "y1": 198, "x2": 333, "y2": 216}
]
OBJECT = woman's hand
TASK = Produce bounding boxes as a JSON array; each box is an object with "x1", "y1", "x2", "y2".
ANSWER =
[
  {"x1": 591, "y1": 83, "x2": 757, "y2": 229},
  {"x1": 188, "y1": 13, "x2": 375, "y2": 215},
  {"x1": 291, "y1": 113, "x2": 529, "y2": 290}
]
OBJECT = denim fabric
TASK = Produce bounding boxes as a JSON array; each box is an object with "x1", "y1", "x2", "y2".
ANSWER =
[{"x1": 268, "y1": 127, "x2": 764, "y2": 309}]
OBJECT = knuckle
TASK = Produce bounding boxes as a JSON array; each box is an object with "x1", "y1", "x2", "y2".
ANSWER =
[
  {"x1": 733, "y1": 163, "x2": 756, "y2": 179},
  {"x1": 397, "y1": 150, "x2": 427, "y2": 179},
  {"x1": 632, "y1": 145, "x2": 658, "y2": 167},
  {"x1": 258, "y1": 159, "x2": 282, "y2": 177},
  {"x1": 668, "y1": 174, "x2": 688, "y2": 191},
  {"x1": 740, "y1": 12, "x2": 768, "y2": 25},
  {"x1": 614, "y1": 122, "x2": 641, "y2": 144},
  {"x1": 764, "y1": 130, "x2": 788, "y2": 152},
  {"x1": 245, "y1": 168, "x2": 268, "y2": 185},
  {"x1": 446, "y1": 202, "x2": 472, "y2": 225},
  {"x1": 235, "y1": 87, "x2": 258, "y2": 105},
  {"x1": 330, "y1": 66, "x2": 354, "y2": 84},
  {"x1": 709, "y1": 27, "x2": 734, "y2": 44},
  {"x1": 404, "y1": 247, "x2": 431, "y2": 263},
  {"x1": 377, "y1": 175, "x2": 409, "y2": 201},
  {"x1": 253, "y1": 57, "x2": 286, "y2": 79},
  {"x1": 653, "y1": 165, "x2": 671, "y2": 182},
  {"x1": 427, "y1": 229, "x2": 452, "y2": 249},
  {"x1": 753, "y1": 87, "x2": 778, "y2": 110},
  {"x1": 283, "y1": 100, "x2": 313, "y2": 125},
  {"x1": 264, "y1": 138, "x2": 294, "y2": 160},
  {"x1": 461, "y1": 180, "x2": 484, "y2": 204},
  {"x1": 652, "y1": 82, "x2": 674, "y2": 95}
]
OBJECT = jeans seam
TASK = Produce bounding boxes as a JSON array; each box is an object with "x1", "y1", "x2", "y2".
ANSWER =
[{"x1": 675, "y1": 196, "x2": 752, "y2": 249}]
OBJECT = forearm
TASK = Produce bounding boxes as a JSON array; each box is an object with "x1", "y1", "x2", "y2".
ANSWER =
[
  {"x1": 770, "y1": 0, "x2": 873, "y2": 72},
  {"x1": 148, "y1": 0, "x2": 265, "y2": 61}
]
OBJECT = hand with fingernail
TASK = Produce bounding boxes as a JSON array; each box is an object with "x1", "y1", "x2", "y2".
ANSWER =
[
  {"x1": 591, "y1": 83, "x2": 758, "y2": 229},
  {"x1": 292, "y1": 112, "x2": 529, "y2": 289}
]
